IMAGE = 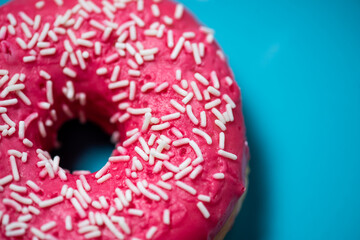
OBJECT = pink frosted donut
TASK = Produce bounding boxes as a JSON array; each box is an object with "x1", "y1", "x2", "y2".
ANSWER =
[{"x1": 0, "y1": 0, "x2": 249, "y2": 239}]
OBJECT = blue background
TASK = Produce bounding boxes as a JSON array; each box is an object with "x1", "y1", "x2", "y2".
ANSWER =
[{"x1": 1, "y1": 0, "x2": 360, "y2": 239}]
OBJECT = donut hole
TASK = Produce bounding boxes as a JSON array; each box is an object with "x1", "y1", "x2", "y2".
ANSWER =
[{"x1": 50, "y1": 119, "x2": 115, "y2": 173}]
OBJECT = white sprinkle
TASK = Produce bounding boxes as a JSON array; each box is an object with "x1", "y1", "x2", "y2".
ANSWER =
[
  {"x1": 118, "y1": 113, "x2": 130, "y2": 123},
  {"x1": 176, "y1": 181, "x2": 197, "y2": 195},
  {"x1": 117, "y1": 30, "x2": 129, "y2": 43},
  {"x1": 7, "y1": 25, "x2": 15, "y2": 35},
  {"x1": 174, "y1": 166, "x2": 192, "y2": 180},
  {"x1": 140, "y1": 48, "x2": 159, "y2": 56},
  {"x1": 23, "y1": 138, "x2": 33, "y2": 148},
  {"x1": 109, "y1": 155, "x2": 130, "y2": 162},
  {"x1": 96, "y1": 174, "x2": 112, "y2": 184},
  {"x1": 19, "y1": 11, "x2": 34, "y2": 26},
  {"x1": 192, "y1": 43, "x2": 202, "y2": 65},
  {"x1": 30, "y1": 227, "x2": 46, "y2": 239},
  {"x1": 140, "y1": 82, "x2": 155, "y2": 92},
  {"x1": 9, "y1": 184, "x2": 26, "y2": 194},
  {"x1": 0, "y1": 98, "x2": 17, "y2": 107},
  {"x1": 71, "y1": 198, "x2": 86, "y2": 218},
  {"x1": 169, "y1": 99, "x2": 185, "y2": 113},
  {"x1": 124, "y1": 179, "x2": 140, "y2": 196},
  {"x1": 152, "y1": 161, "x2": 163, "y2": 173},
  {"x1": 3, "y1": 198, "x2": 22, "y2": 212},
  {"x1": 190, "y1": 81, "x2": 203, "y2": 101},
  {"x1": 225, "y1": 76, "x2": 234, "y2": 85},
  {"x1": 23, "y1": 56, "x2": 36, "y2": 63},
  {"x1": 38, "y1": 23, "x2": 50, "y2": 42},
  {"x1": 0, "y1": 26, "x2": 6, "y2": 40},
  {"x1": 95, "y1": 41, "x2": 101, "y2": 55},
  {"x1": 21, "y1": 22, "x2": 32, "y2": 39},
  {"x1": 153, "y1": 83, "x2": 168, "y2": 93},
  {"x1": 146, "y1": 226, "x2": 158, "y2": 239},
  {"x1": 183, "y1": 32, "x2": 196, "y2": 39},
  {"x1": 215, "y1": 120, "x2": 227, "y2": 131},
  {"x1": 95, "y1": 162, "x2": 111, "y2": 179},
  {"x1": 0, "y1": 175, "x2": 13, "y2": 186},
  {"x1": 197, "y1": 202, "x2": 210, "y2": 219},
  {"x1": 148, "y1": 134, "x2": 157, "y2": 146},
  {"x1": 127, "y1": 107, "x2": 151, "y2": 116},
  {"x1": 194, "y1": 73, "x2": 209, "y2": 86},
  {"x1": 40, "y1": 221, "x2": 56, "y2": 232},
  {"x1": 60, "y1": 52, "x2": 69, "y2": 67},
  {"x1": 186, "y1": 105, "x2": 199, "y2": 125},
  {"x1": 182, "y1": 92, "x2": 193, "y2": 105},
  {"x1": 151, "y1": 4, "x2": 160, "y2": 17},
  {"x1": 162, "y1": 209, "x2": 171, "y2": 225},
  {"x1": 130, "y1": 13, "x2": 145, "y2": 27},
  {"x1": 218, "y1": 132, "x2": 225, "y2": 150},
  {"x1": 63, "y1": 67, "x2": 77, "y2": 78},
  {"x1": 137, "y1": 182, "x2": 160, "y2": 201},
  {"x1": 74, "y1": 16, "x2": 84, "y2": 30},
  {"x1": 76, "y1": 50, "x2": 86, "y2": 70},
  {"x1": 179, "y1": 158, "x2": 191, "y2": 170},
  {"x1": 115, "y1": 188, "x2": 129, "y2": 207},
  {"x1": 39, "y1": 196, "x2": 64, "y2": 208},
  {"x1": 157, "y1": 180, "x2": 172, "y2": 190},
  {"x1": 144, "y1": 29, "x2": 157, "y2": 36},
  {"x1": 65, "y1": 216, "x2": 72, "y2": 231},
  {"x1": 174, "y1": 4, "x2": 184, "y2": 19},
  {"x1": 193, "y1": 128, "x2": 212, "y2": 144},
  {"x1": 207, "y1": 86, "x2": 221, "y2": 97},
  {"x1": 213, "y1": 173, "x2": 225, "y2": 179},
  {"x1": 161, "y1": 172, "x2": 173, "y2": 181},
  {"x1": 7, "y1": 13, "x2": 17, "y2": 26},
  {"x1": 92, "y1": 201, "x2": 102, "y2": 209},
  {"x1": 223, "y1": 94, "x2": 236, "y2": 109},
  {"x1": 89, "y1": 19, "x2": 105, "y2": 31},
  {"x1": 205, "y1": 99, "x2": 221, "y2": 110},
  {"x1": 48, "y1": 30, "x2": 58, "y2": 42},
  {"x1": 96, "y1": 67, "x2": 108, "y2": 76},
  {"x1": 128, "y1": 209, "x2": 143, "y2": 217},
  {"x1": 167, "y1": 30, "x2": 174, "y2": 48},
  {"x1": 151, "y1": 122, "x2": 170, "y2": 131},
  {"x1": 137, "y1": 0, "x2": 144, "y2": 11},
  {"x1": 128, "y1": 69, "x2": 141, "y2": 77},
  {"x1": 109, "y1": 66, "x2": 121, "y2": 82},
  {"x1": 135, "y1": 147, "x2": 149, "y2": 161},
  {"x1": 189, "y1": 165, "x2": 203, "y2": 179},
  {"x1": 170, "y1": 37, "x2": 185, "y2": 60},
  {"x1": 77, "y1": 38, "x2": 93, "y2": 48},
  {"x1": 21, "y1": 152, "x2": 28, "y2": 163},
  {"x1": 189, "y1": 141, "x2": 203, "y2": 162},
  {"x1": 149, "y1": 148, "x2": 169, "y2": 161},
  {"x1": 16, "y1": 37, "x2": 27, "y2": 49},
  {"x1": 198, "y1": 194, "x2": 211, "y2": 202},
  {"x1": 9, "y1": 156, "x2": 20, "y2": 181},
  {"x1": 172, "y1": 84, "x2": 188, "y2": 97},
  {"x1": 127, "y1": 59, "x2": 139, "y2": 69},
  {"x1": 218, "y1": 149, "x2": 237, "y2": 160},
  {"x1": 99, "y1": 196, "x2": 109, "y2": 209},
  {"x1": 33, "y1": 14, "x2": 41, "y2": 31}
]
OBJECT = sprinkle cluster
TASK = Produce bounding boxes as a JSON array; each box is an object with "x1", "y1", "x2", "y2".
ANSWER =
[{"x1": 0, "y1": 0, "x2": 243, "y2": 239}]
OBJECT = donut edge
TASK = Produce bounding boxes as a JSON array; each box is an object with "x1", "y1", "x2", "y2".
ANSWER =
[{"x1": 214, "y1": 166, "x2": 250, "y2": 240}]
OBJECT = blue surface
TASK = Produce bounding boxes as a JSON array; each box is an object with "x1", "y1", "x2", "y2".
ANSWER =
[{"x1": 1, "y1": 0, "x2": 360, "y2": 239}]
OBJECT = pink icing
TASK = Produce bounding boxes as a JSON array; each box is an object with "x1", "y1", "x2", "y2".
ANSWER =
[{"x1": 0, "y1": 0, "x2": 249, "y2": 239}]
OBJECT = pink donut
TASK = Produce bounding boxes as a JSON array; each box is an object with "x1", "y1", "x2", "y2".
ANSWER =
[{"x1": 0, "y1": 0, "x2": 249, "y2": 239}]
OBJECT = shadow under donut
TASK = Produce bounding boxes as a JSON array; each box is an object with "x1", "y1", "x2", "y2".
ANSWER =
[{"x1": 224, "y1": 101, "x2": 269, "y2": 240}]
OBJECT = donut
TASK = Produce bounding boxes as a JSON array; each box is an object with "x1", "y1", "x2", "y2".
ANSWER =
[{"x1": 0, "y1": 0, "x2": 249, "y2": 239}]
